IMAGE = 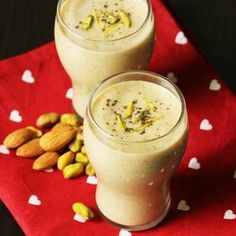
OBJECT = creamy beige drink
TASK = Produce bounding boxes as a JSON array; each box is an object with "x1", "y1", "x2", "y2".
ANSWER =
[
  {"x1": 83, "y1": 71, "x2": 188, "y2": 230},
  {"x1": 55, "y1": 0, "x2": 155, "y2": 117}
]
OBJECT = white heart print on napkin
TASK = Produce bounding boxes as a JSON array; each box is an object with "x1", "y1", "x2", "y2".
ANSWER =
[
  {"x1": 22, "y1": 69, "x2": 35, "y2": 84},
  {"x1": 177, "y1": 200, "x2": 190, "y2": 211},
  {"x1": 73, "y1": 213, "x2": 86, "y2": 223},
  {"x1": 233, "y1": 170, "x2": 236, "y2": 179},
  {"x1": 0, "y1": 145, "x2": 10, "y2": 155},
  {"x1": 66, "y1": 88, "x2": 73, "y2": 99},
  {"x1": 200, "y1": 119, "x2": 213, "y2": 131},
  {"x1": 209, "y1": 79, "x2": 221, "y2": 91},
  {"x1": 9, "y1": 110, "x2": 23, "y2": 123},
  {"x1": 119, "y1": 229, "x2": 132, "y2": 236},
  {"x1": 224, "y1": 210, "x2": 236, "y2": 220},
  {"x1": 43, "y1": 168, "x2": 54, "y2": 173},
  {"x1": 86, "y1": 176, "x2": 98, "y2": 185},
  {"x1": 28, "y1": 195, "x2": 41, "y2": 206},
  {"x1": 175, "y1": 31, "x2": 188, "y2": 45},
  {"x1": 188, "y1": 157, "x2": 201, "y2": 170}
]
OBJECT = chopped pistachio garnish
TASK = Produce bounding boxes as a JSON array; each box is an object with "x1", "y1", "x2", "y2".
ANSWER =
[
  {"x1": 104, "y1": 10, "x2": 110, "y2": 17},
  {"x1": 82, "y1": 15, "x2": 94, "y2": 31},
  {"x1": 94, "y1": 9, "x2": 122, "y2": 37},
  {"x1": 107, "y1": 14, "x2": 120, "y2": 24},
  {"x1": 116, "y1": 115, "x2": 126, "y2": 132},
  {"x1": 94, "y1": 10, "x2": 104, "y2": 28},
  {"x1": 119, "y1": 10, "x2": 132, "y2": 28},
  {"x1": 103, "y1": 22, "x2": 121, "y2": 37},
  {"x1": 94, "y1": 10, "x2": 100, "y2": 22},
  {"x1": 134, "y1": 109, "x2": 149, "y2": 123},
  {"x1": 91, "y1": 9, "x2": 132, "y2": 37},
  {"x1": 133, "y1": 123, "x2": 150, "y2": 132},
  {"x1": 143, "y1": 97, "x2": 155, "y2": 112},
  {"x1": 124, "y1": 101, "x2": 134, "y2": 119}
]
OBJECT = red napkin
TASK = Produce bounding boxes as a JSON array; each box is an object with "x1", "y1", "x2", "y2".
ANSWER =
[{"x1": 0, "y1": 0, "x2": 236, "y2": 235}]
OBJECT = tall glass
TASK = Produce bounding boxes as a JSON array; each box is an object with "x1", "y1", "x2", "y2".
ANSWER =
[
  {"x1": 54, "y1": 0, "x2": 155, "y2": 118},
  {"x1": 83, "y1": 71, "x2": 188, "y2": 231}
]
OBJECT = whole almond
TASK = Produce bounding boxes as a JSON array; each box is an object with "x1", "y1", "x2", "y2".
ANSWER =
[
  {"x1": 16, "y1": 138, "x2": 45, "y2": 158},
  {"x1": 36, "y1": 112, "x2": 60, "y2": 128},
  {"x1": 33, "y1": 152, "x2": 59, "y2": 170},
  {"x1": 4, "y1": 128, "x2": 35, "y2": 149},
  {"x1": 40, "y1": 127, "x2": 77, "y2": 151}
]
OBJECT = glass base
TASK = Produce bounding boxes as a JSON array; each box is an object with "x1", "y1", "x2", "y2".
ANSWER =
[{"x1": 98, "y1": 197, "x2": 171, "y2": 231}]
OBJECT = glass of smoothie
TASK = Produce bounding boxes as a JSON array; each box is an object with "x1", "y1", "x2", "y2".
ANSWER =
[
  {"x1": 83, "y1": 71, "x2": 188, "y2": 231},
  {"x1": 55, "y1": 0, "x2": 155, "y2": 118}
]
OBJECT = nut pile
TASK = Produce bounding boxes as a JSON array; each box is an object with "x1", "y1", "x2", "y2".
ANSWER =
[{"x1": 3, "y1": 112, "x2": 95, "y2": 179}]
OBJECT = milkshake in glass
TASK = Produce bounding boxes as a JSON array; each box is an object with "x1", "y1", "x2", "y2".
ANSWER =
[
  {"x1": 83, "y1": 71, "x2": 188, "y2": 231},
  {"x1": 55, "y1": 0, "x2": 155, "y2": 117}
]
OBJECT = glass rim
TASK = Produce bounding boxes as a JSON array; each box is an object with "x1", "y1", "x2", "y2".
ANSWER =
[
  {"x1": 87, "y1": 70, "x2": 187, "y2": 144},
  {"x1": 56, "y1": 0, "x2": 152, "y2": 43}
]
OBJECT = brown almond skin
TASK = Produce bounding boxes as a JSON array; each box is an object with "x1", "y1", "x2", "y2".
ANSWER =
[
  {"x1": 16, "y1": 138, "x2": 45, "y2": 158},
  {"x1": 33, "y1": 152, "x2": 59, "y2": 170},
  {"x1": 40, "y1": 126, "x2": 77, "y2": 151},
  {"x1": 3, "y1": 128, "x2": 35, "y2": 149},
  {"x1": 36, "y1": 112, "x2": 60, "y2": 128}
]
